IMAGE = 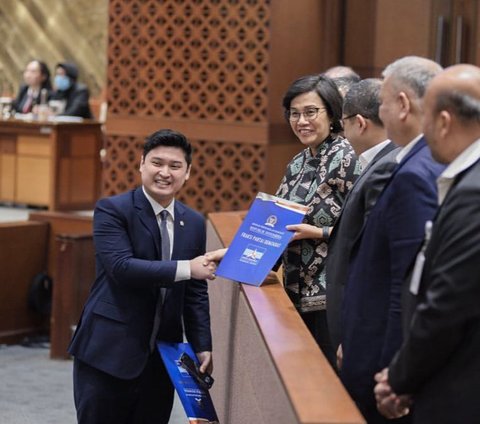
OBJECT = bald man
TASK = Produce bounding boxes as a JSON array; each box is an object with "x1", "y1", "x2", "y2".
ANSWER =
[
  {"x1": 374, "y1": 64, "x2": 480, "y2": 423},
  {"x1": 324, "y1": 65, "x2": 361, "y2": 97}
]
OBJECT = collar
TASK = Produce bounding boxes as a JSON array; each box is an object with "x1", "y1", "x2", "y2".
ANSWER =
[
  {"x1": 142, "y1": 186, "x2": 175, "y2": 219},
  {"x1": 27, "y1": 87, "x2": 39, "y2": 97},
  {"x1": 359, "y1": 139, "x2": 391, "y2": 169},
  {"x1": 306, "y1": 134, "x2": 334, "y2": 158},
  {"x1": 396, "y1": 133, "x2": 423, "y2": 163},
  {"x1": 437, "y1": 138, "x2": 480, "y2": 205}
]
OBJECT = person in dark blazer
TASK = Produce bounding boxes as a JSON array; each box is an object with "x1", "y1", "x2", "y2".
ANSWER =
[
  {"x1": 339, "y1": 57, "x2": 445, "y2": 424},
  {"x1": 374, "y1": 64, "x2": 480, "y2": 423},
  {"x1": 326, "y1": 78, "x2": 399, "y2": 354},
  {"x1": 68, "y1": 129, "x2": 217, "y2": 424},
  {"x1": 51, "y1": 62, "x2": 93, "y2": 118},
  {"x1": 11, "y1": 60, "x2": 52, "y2": 114}
]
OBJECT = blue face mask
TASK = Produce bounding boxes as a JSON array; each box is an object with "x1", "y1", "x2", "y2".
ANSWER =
[{"x1": 54, "y1": 74, "x2": 71, "y2": 91}]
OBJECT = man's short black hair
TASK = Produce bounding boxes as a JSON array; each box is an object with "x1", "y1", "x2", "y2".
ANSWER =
[
  {"x1": 143, "y1": 129, "x2": 192, "y2": 166},
  {"x1": 343, "y1": 78, "x2": 383, "y2": 127}
]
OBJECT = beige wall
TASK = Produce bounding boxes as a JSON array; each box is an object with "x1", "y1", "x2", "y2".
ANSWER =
[{"x1": 0, "y1": 0, "x2": 108, "y2": 97}]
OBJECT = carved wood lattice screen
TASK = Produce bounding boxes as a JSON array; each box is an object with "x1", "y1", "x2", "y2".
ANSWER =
[{"x1": 105, "y1": 0, "x2": 271, "y2": 214}]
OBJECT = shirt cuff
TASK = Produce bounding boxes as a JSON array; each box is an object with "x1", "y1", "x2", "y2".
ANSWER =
[{"x1": 175, "y1": 260, "x2": 191, "y2": 282}]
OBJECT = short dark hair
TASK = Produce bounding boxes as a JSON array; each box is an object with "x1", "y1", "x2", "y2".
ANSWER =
[
  {"x1": 343, "y1": 78, "x2": 383, "y2": 127},
  {"x1": 143, "y1": 129, "x2": 192, "y2": 166},
  {"x1": 282, "y1": 74, "x2": 343, "y2": 134},
  {"x1": 435, "y1": 90, "x2": 480, "y2": 123}
]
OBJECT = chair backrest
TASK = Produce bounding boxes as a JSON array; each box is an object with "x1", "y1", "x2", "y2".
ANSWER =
[{"x1": 88, "y1": 98, "x2": 107, "y2": 122}]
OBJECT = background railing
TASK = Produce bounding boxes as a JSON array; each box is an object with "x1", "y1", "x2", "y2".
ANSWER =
[{"x1": 207, "y1": 211, "x2": 365, "y2": 424}]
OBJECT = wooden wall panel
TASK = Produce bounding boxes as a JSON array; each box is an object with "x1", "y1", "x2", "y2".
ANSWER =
[
  {"x1": 0, "y1": 221, "x2": 49, "y2": 344},
  {"x1": 107, "y1": 0, "x2": 269, "y2": 122},
  {"x1": 105, "y1": 0, "x2": 342, "y2": 214},
  {"x1": 343, "y1": 0, "x2": 444, "y2": 78},
  {"x1": 104, "y1": 134, "x2": 265, "y2": 212}
]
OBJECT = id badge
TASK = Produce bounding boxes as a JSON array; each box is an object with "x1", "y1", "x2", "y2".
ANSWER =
[{"x1": 409, "y1": 251, "x2": 425, "y2": 295}]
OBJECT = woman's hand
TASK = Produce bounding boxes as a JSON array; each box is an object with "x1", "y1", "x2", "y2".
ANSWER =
[
  {"x1": 204, "y1": 248, "x2": 227, "y2": 263},
  {"x1": 286, "y1": 223, "x2": 328, "y2": 241}
]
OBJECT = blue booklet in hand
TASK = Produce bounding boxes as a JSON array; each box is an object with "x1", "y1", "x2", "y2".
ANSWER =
[
  {"x1": 158, "y1": 342, "x2": 219, "y2": 424},
  {"x1": 215, "y1": 192, "x2": 308, "y2": 286}
]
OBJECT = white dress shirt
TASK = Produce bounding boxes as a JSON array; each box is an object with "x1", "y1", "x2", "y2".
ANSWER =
[
  {"x1": 359, "y1": 139, "x2": 392, "y2": 169},
  {"x1": 142, "y1": 187, "x2": 191, "y2": 281},
  {"x1": 437, "y1": 138, "x2": 480, "y2": 205},
  {"x1": 396, "y1": 133, "x2": 424, "y2": 164}
]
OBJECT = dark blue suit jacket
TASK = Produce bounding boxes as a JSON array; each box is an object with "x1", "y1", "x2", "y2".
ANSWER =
[
  {"x1": 68, "y1": 188, "x2": 211, "y2": 379},
  {"x1": 340, "y1": 137, "x2": 445, "y2": 408},
  {"x1": 326, "y1": 142, "x2": 399, "y2": 350}
]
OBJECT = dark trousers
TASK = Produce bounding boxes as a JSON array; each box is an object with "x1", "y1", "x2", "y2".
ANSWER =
[
  {"x1": 301, "y1": 309, "x2": 336, "y2": 367},
  {"x1": 73, "y1": 350, "x2": 174, "y2": 424}
]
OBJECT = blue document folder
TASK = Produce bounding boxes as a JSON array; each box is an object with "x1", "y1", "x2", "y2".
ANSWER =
[
  {"x1": 158, "y1": 342, "x2": 219, "y2": 424},
  {"x1": 215, "y1": 192, "x2": 308, "y2": 286}
]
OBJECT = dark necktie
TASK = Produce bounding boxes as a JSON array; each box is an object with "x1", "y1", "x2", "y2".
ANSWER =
[
  {"x1": 149, "y1": 210, "x2": 170, "y2": 351},
  {"x1": 22, "y1": 92, "x2": 34, "y2": 113},
  {"x1": 159, "y1": 210, "x2": 171, "y2": 260}
]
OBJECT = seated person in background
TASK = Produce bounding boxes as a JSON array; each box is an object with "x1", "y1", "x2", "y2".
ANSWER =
[
  {"x1": 51, "y1": 62, "x2": 93, "y2": 118},
  {"x1": 11, "y1": 60, "x2": 52, "y2": 114},
  {"x1": 324, "y1": 65, "x2": 361, "y2": 97}
]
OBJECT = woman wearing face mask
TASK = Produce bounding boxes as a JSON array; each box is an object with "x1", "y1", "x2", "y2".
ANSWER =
[{"x1": 51, "y1": 62, "x2": 93, "y2": 119}]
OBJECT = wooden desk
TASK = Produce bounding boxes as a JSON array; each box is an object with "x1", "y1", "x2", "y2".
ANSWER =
[
  {"x1": 51, "y1": 234, "x2": 95, "y2": 359},
  {"x1": 0, "y1": 221, "x2": 49, "y2": 344},
  {"x1": 0, "y1": 119, "x2": 103, "y2": 210}
]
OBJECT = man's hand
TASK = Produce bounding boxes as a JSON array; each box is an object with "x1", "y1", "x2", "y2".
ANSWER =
[
  {"x1": 196, "y1": 351, "x2": 213, "y2": 375},
  {"x1": 205, "y1": 248, "x2": 227, "y2": 263},
  {"x1": 190, "y1": 255, "x2": 216, "y2": 280},
  {"x1": 374, "y1": 368, "x2": 412, "y2": 419},
  {"x1": 286, "y1": 223, "x2": 325, "y2": 241}
]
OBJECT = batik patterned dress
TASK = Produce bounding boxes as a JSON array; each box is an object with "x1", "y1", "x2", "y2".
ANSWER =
[{"x1": 276, "y1": 135, "x2": 361, "y2": 313}]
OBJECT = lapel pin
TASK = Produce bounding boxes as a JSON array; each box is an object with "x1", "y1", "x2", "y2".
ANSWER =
[{"x1": 180, "y1": 221, "x2": 184, "y2": 227}]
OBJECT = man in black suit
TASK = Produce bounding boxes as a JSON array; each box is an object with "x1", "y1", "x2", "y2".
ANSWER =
[
  {"x1": 374, "y1": 64, "x2": 480, "y2": 423},
  {"x1": 326, "y1": 78, "x2": 398, "y2": 355},
  {"x1": 69, "y1": 129, "x2": 216, "y2": 424}
]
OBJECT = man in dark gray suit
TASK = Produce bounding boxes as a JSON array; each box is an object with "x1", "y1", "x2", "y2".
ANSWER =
[
  {"x1": 374, "y1": 64, "x2": 480, "y2": 423},
  {"x1": 326, "y1": 78, "x2": 398, "y2": 357}
]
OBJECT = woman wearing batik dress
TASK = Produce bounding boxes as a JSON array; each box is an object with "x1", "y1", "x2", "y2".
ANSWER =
[{"x1": 277, "y1": 74, "x2": 360, "y2": 363}]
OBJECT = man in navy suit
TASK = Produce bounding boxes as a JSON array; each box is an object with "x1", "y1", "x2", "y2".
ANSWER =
[
  {"x1": 326, "y1": 78, "x2": 398, "y2": 354},
  {"x1": 339, "y1": 57, "x2": 445, "y2": 423},
  {"x1": 69, "y1": 129, "x2": 217, "y2": 424},
  {"x1": 374, "y1": 65, "x2": 480, "y2": 423}
]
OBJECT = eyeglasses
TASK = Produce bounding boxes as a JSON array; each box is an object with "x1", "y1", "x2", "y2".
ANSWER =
[
  {"x1": 341, "y1": 114, "x2": 357, "y2": 125},
  {"x1": 288, "y1": 107, "x2": 326, "y2": 122}
]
